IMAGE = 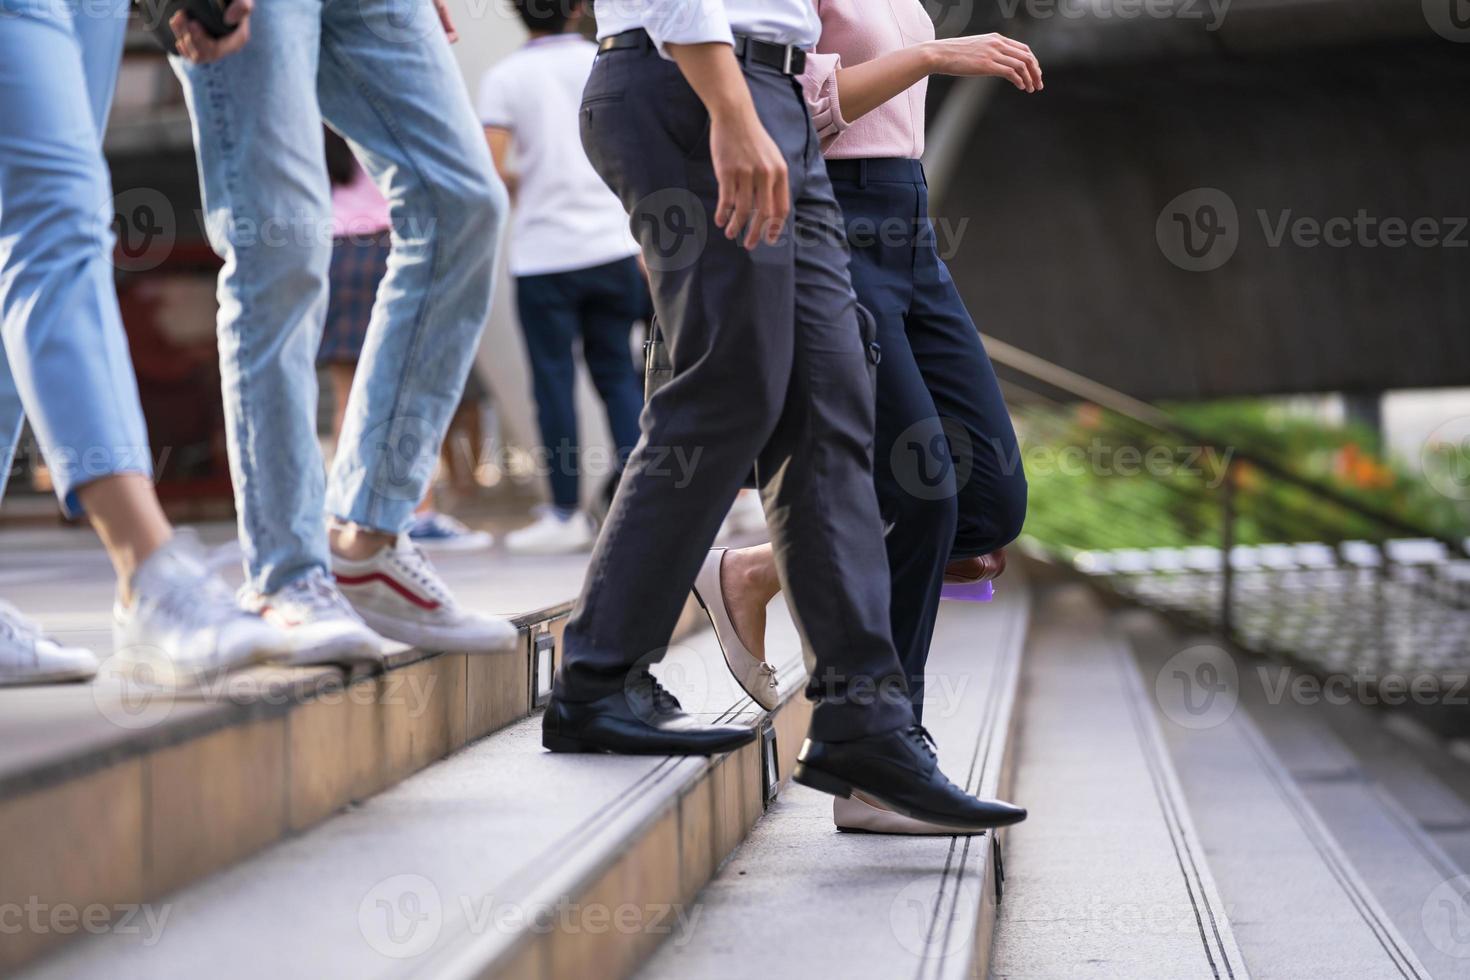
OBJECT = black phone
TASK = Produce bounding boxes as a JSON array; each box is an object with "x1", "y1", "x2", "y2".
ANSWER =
[{"x1": 136, "y1": 0, "x2": 237, "y2": 56}]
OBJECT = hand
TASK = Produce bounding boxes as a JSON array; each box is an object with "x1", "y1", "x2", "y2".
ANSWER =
[
  {"x1": 709, "y1": 106, "x2": 790, "y2": 250},
  {"x1": 432, "y1": 0, "x2": 459, "y2": 43},
  {"x1": 170, "y1": 0, "x2": 253, "y2": 64},
  {"x1": 924, "y1": 33, "x2": 1042, "y2": 93}
]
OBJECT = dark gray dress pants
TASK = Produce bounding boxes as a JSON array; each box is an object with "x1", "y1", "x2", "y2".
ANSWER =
[{"x1": 555, "y1": 42, "x2": 913, "y2": 742}]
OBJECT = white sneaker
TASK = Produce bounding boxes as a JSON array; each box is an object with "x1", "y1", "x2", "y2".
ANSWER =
[
  {"x1": 0, "y1": 600, "x2": 99, "y2": 686},
  {"x1": 239, "y1": 568, "x2": 385, "y2": 669},
  {"x1": 114, "y1": 534, "x2": 287, "y2": 688},
  {"x1": 332, "y1": 535, "x2": 519, "y2": 653},
  {"x1": 504, "y1": 508, "x2": 596, "y2": 556},
  {"x1": 407, "y1": 512, "x2": 494, "y2": 553}
]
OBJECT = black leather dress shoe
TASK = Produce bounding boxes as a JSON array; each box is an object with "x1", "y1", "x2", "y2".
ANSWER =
[
  {"x1": 543, "y1": 670, "x2": 758, "y2": 756},
  {"x1": 794, "y1": 725, "x2": 1027, "y2": 831}
]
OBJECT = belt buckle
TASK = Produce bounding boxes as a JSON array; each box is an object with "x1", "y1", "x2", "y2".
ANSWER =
[{"x1": 781, "y1": 44, "x2": 795, "y2": 75}]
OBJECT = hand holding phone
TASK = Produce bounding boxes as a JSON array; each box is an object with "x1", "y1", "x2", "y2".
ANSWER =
[{"x1": 138, "y1": 0, "x2": 252, "y2": 62}]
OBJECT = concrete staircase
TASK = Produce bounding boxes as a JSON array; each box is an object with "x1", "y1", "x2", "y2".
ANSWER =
[
  {"x1": 10, "y1": 534, "x2": 1470, "y2": 980},
  {"x1": 0, "y1": 526, "x2": 720, "y2": 974},
  {"x1": 636, "y1": 580, "x2": 1470, "y2": 980},
  {"x1": 638, "y1": 573, "x2": 1031, "y2": 980},
  {"x1": 991, "y1": 582, "x2": 1470, "y2": 979}
]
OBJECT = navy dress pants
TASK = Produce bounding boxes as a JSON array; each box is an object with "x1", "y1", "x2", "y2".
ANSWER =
[{"x1": 828, "y1": 157, "x2": 1028, "y2": 721}]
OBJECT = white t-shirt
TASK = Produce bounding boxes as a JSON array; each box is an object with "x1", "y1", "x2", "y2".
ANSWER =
[
  {"x1": 477, "y1": 35, "x2": 640, "y2": 278},
  {"x1": 595, "y1": 0, "x2": 820, "y2": 55}
]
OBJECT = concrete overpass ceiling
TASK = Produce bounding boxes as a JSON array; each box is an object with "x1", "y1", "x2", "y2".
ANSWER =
[{"x1": 930, "y1": 8, "x2": 1470, "y2": 399}]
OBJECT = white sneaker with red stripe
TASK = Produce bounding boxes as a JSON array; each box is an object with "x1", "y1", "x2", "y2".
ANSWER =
[
  {"x1": 239, "y1": 568, "x2": 385, "y2": 669},
  {"x1": 332, "y1": 535, "x2": 519, "y2": 653}
]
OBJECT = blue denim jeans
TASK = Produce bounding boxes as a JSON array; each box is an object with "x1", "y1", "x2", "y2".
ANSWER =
[
  {"x1": 172, "y1": 0, "x2": 506, "y2": 593},
  {"x1": 0, "y1": 0, "x2": 151, "y2": 516},
  {"x1": 514, "y1": 257, "x2": 646, "y2": 511}
]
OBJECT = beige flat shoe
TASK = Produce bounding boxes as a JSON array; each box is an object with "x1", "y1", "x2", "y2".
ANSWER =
[
  {"x1": 692, "y1": 548, "x2": 779, "y2": 710},
  {"x1": 833, "y1": 793, "x2": 991, "y2": 836}
]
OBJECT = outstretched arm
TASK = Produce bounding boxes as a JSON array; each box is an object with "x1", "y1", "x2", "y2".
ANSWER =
[{"x1": 809, "y1": 33, "x2": 1043, "y2": 134}]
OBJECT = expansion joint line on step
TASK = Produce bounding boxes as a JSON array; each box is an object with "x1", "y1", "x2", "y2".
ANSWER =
[
  {"x1": 917, "y1": 597, "x2": 1026, "y2": 980},
  {"x1": 1114, "y1": 638, "x2": 1240, "y2": 980},
  {"x1": 1234, "y1": 717, "x2": 1429, "y2": 980}
]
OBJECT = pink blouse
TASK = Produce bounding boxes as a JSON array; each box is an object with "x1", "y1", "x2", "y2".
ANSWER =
[
  {"x1": 798, "y1": 0, "x2": 935, "y2": 159},
  {"x1": 331, "y1": 162, "x2": 392, "y2": 239}
]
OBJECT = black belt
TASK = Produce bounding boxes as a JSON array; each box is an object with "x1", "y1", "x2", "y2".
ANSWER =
[
  {"x1": 825, "y1": 158, "x2": 927, "y2": 185},
  {"x1": 598, "y1": 28, "x2": 807, "y2": 76}
]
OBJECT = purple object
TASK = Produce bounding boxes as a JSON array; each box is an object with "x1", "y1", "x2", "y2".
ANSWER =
[{"x1": 941, "y1": 578, "x2": 994, "y2": 602}]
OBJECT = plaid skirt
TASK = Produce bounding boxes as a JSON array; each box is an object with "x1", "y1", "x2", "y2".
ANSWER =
[{"x1": 318, "y1": 230, "x2": 391, "y2": 365}]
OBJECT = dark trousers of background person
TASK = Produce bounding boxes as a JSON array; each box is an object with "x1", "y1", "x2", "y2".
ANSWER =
[
  {"x1": 828, "y1": 157, "x2": 1028, "y2": 722},
  {"x1": 514, "y1": 256, "x2": 646, "y2": 512},
  {"x1": 556, "y1": 42, "x2": 914, "y2": 742}
]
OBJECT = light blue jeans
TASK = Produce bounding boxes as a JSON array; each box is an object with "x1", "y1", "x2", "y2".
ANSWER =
[
  {"x1": 172, "y1": 0, "x2": 506, "y2": 593},
  {"x1": 0, "y1": 0, "x2": 151, "y2": 516}
]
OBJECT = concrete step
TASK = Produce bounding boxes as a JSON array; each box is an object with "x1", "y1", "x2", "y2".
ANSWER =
[
  {"x1": 636, "y1": 571, "x2": 1032, "y2": 980},
  {"x1": 1121, "y1": 608, "x2": 1436, "y2": 979},
  {"x1": 1121, "y1": 610, "x2": 1470, "y2": 978},
  {"x1": 990, "y1": 585, "x2": 1247, "y2": 980},
  {"x1": 17, "y1": 596, "x2": 808, "y2": 980},
  {"x1": 0, "y1": 525, "x2": 706, "y2": 973}
]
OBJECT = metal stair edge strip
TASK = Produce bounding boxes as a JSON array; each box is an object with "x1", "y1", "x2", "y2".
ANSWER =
[
  {"x1": 922, "y1": 582, "x2": 1032, "y2": 980},
  {"x1": 631, "y1": 580, "x2": 1034, "y2": 980},
  {"x1": 14, "y1": 610, "x2": 809, "y2": 980},
  {"x1": 1109, "y1": 622, "x2": 1252, "y2": 980},
  {"x1": 1229, "y1": 707, "x2": 1434, "y2": 979},
  {"x1": 1120, "y1": 612, "x2": 1437, "y2": 980},
  {"x1": 0, "y1": 583, "x2": 708, "y2": 975},
  {"x1": 423, "y1": 684, "x2": 814, "y2": 979}
]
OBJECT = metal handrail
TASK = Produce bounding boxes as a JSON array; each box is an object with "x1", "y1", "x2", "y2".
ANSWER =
[{"x1": 985, "y1": 334, "x2": 1470, "y2": 561}]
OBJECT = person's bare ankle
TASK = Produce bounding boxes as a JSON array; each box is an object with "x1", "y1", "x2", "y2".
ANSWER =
[
  {"x1": 330, "y1": 522, "x2": 395, "y2": 561},
  {"x1": 724, "y1": 545, "x2": 781, "y2": 600},
  {"x1": 719, "y1": 546, "x2": 779, "y2": 661}
]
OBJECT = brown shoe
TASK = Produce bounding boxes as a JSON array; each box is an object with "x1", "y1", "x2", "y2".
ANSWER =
[{"x1": 944, "y1": 547, "x2": 1008, "y2": 584}]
